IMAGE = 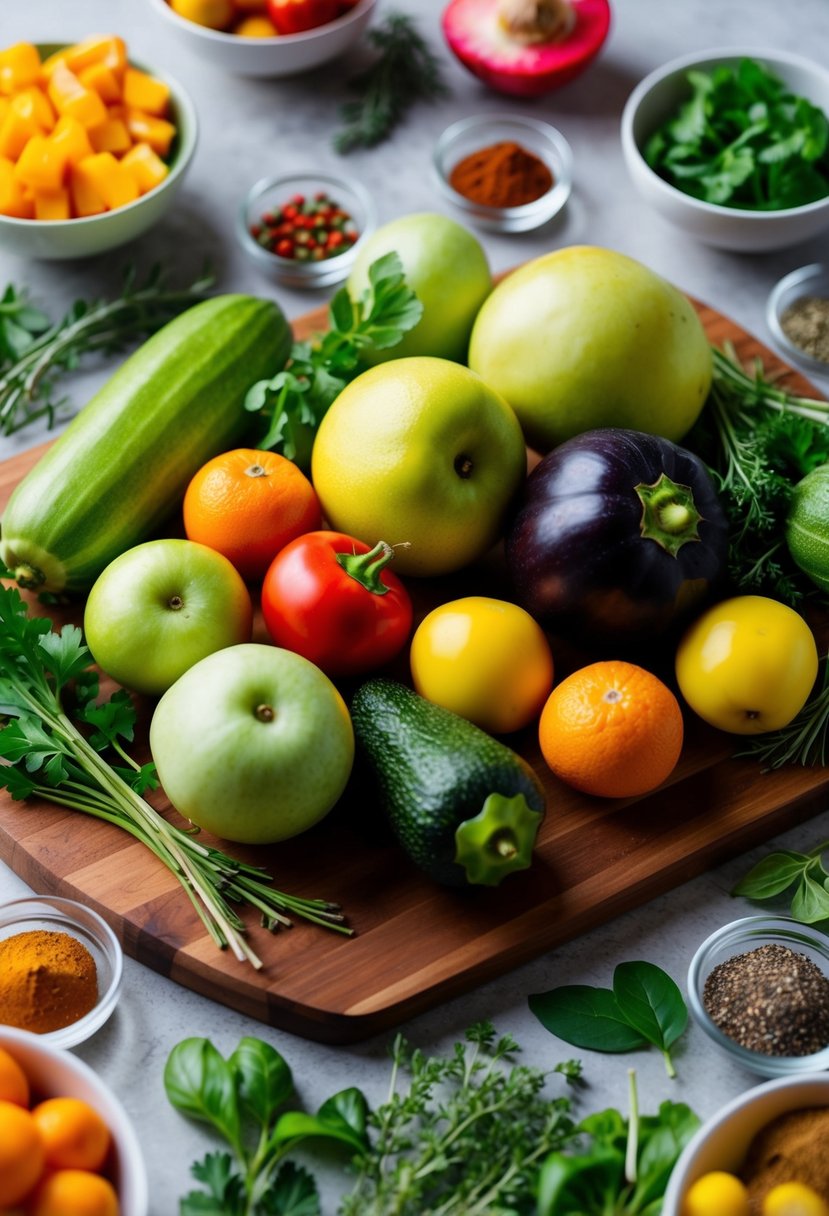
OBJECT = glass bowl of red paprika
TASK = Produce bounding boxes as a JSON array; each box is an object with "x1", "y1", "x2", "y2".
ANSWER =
[
  {"x1": 237, "y1": 170, "x2": 377, "y2": 290},
  {"x1": 432, "y1": 113, "x2": 573, "y2": 233}
]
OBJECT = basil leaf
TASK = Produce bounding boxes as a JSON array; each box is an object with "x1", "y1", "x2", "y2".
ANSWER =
[
  {"x1": 612, "y1": 962, "x2": 688, "y2": 1077},
  {"x1": 631, "y1": 1102, "x2": 700, "y2": 1208},
  {"x1": 791, "y1": 870, "x2": 829, "y2": 923},
  {"x1": 537, "y1": 1144, "x2": 625, "y2": 1216},
  {"x1": 230, "y1": 1037, "x2": 293, "y2": 1128},
  {"x1": 163, "y1": 1038, "x2": 242, "y2": 1152},
  {"x1": 528, "y1": 986, "x2": 649, "y2": 1053},
  {"x1": 270, "y1": 1087, "x2": 369, "y2": 1153},
  {"x1": 732, "y1": 850, "x2": 810, "y2": 899}
]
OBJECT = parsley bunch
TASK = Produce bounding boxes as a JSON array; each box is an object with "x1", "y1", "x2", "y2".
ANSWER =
[{"x1": 0, "y1": 583, "x2": 349, "y2": 968}]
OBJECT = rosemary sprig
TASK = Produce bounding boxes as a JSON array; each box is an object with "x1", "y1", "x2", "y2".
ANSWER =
[
  {"x1": 0, "y1": 264, "x2": 213, "y2": 437},
  {"x1": 333, "y1": 13, "x2": 449, "y2": 153}
]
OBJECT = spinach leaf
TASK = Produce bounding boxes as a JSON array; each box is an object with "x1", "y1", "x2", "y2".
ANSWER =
[
  {"x1": 230, "y1": 1037, "x2": 293, "y2": 1127},
  {"x1": 732, "y1": 850, "x2": 812, "y2": 899},
  {"x1": 612, "y1": 962, "x2": 688, "y2": 1078},
  {"x1": 529, "y1": 985, "x2": 649, "y2": 1052},
  {"x1": 164, "y1": 1038, "x2": 243, "y2": 1156}
]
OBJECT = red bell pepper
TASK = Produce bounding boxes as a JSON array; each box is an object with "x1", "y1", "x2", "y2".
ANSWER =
[{"x1": 261, "y1": 530, "x2": 413, "y2": 677}]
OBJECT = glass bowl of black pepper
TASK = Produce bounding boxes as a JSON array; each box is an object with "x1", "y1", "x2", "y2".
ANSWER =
[
  {"x1": 688, "y1": 915, "x2": 829, "y2": 1077},
  {"x1": 432, "y1": 114, "x2": 574, "y2": 233},
  {"x1": 767, "y1": 263, "x2": 829, "y2": 384},
  {"x1": 237, "y1": 171, "x2": 377, "y2": 290}
]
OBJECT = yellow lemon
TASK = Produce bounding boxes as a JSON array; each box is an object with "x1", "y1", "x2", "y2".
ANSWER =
[
  {"x1": 763, "y1": 1182, "x2": 829, "y2": 1216},
  {"x1": 683, "y1": 1171, "x2": 750, "y2": 1216}
]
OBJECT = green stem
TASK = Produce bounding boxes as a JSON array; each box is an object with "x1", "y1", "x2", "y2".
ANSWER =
[
  {"x1": 625, "y1": 1069, "x2": 639, "y2": 1184},
  {"x1": 336, "y1": 540, "x2": 397, "y2": 594}
]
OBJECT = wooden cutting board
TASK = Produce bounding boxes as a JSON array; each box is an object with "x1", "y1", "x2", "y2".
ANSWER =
[{"x1": 1, "y1": 295, "x2": 828, "y2": 1044}]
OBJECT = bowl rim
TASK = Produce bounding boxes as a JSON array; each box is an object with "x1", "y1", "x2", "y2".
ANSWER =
[
  {"x1": 147, "y1": 0, "x2": 378, "y2": 45},
  {"x1": 0, "y1": 43, "x2": 199, "y2": 232},
  {"x1": 432, "y1": 112, "x2": 574, "y2": 219},
  {"x1": 766, "y1": 262, "x2": 829, "y2": 376},
  {"x1": 621, "y1": 44, "x2": 829, "y2": 219},
  {"x1": 687, "y1": 913, "x2": 829, "y2": 1073},
  {"x1": 0, "y1": 893, "x2": 124, "y2": 1049}
]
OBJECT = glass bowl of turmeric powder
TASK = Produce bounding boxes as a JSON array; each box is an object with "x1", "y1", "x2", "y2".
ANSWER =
[
  {"x1": 0, "y1": 895, "x2": 123, "y2": 1049},
  {"x1": 432, "y1": 113, "x2": 573, "y2": 233}
]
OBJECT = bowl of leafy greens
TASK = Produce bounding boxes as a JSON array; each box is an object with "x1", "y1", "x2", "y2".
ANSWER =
[{"x1": 621, "y1": 48, "x2": 829, "y2": 251}]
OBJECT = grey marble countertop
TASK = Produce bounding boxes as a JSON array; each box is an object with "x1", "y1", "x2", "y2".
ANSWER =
[{"x1": 2, "y1": 0, "x2": 829, "y2": 1211}]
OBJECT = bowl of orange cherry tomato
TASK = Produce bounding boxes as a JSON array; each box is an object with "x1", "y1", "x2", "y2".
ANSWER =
[
  {"x1": 147, "y1": 0, "x2": 379, "y2": 77},
  {"x1": 0, "y1": 1026, "x2": 147, "y2": 1216}
]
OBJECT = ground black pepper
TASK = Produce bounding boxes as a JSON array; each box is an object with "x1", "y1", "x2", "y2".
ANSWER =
[
  {"x1": 702, "y1": 942, "x2": 829, "y2": 1056},
  {"x1": 780, "y1": 295, "x2": 829, "y2": 364}
]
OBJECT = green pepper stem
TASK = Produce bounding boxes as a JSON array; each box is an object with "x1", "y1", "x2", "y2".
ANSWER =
[{"x1": 336, "y1": 540, "x2": 397, "y2": 595}]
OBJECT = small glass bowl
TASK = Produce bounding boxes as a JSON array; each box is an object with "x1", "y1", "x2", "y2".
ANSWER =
[
  {"x1": 0, "y1": 895, "x2": 123, "y2": 1049},
  {"x1": 688, "y1": 915, "x2": 829, "y2": 1078},
  {"x1": 237, "y1": 171, "x2": 377, "y2": 290},
  {"x1": 766, "y1": 263, "x2": 829, "y2": 380},
  {"x1": 432, "y1": 113, "x2": 573, "y2": 233}
]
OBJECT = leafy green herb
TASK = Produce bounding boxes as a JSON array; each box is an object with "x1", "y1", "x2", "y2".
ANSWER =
[
  {"x1": 644, "y1": 57, "x2": 829, "y2": 210},
  {"x1": 688, "y1": 342, "x2": 829, "y2": 605},
  {"x1": 737, "y1": 653, "x2": 829, "y2": 769},
  {"x1": 338, "y1": 1021, "x2": 580, "y2": 1215},
  {"x1": 537, "y1": 1070, "x2": 700, "y2": 1216},
  {"x1": 0, "y1": 582, "x2": 349, "y2": 968},
  {"x1": 529, "y1": 961, "x2": 688, "y2": 1078},
  {"x1": 0, "y1": 265, "x2": 213, "y2": 436},
  {"x1": 165, "y1": 1036, "x2": 368, "y2": 1216},
  {"x1": 732, "y1": 838, "x2": 829, "y2": 922},
  {"x1": 244, "y1": 252, "x2": 422, "y2": 469},
  {"x1": 332, "y1": 13, "x2": 449, "y2": 153}
]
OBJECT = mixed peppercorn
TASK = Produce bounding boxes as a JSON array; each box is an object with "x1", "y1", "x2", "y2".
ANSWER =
[{"x1": 250, "y1": 190, "x2": 359, "y2": 261}]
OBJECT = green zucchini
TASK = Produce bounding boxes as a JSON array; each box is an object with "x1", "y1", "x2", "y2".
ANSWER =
[{"x1": 0, "y1": 294, "x2": 291, "y2": 593}]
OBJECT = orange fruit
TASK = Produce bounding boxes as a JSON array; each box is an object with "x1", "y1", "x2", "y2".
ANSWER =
[
  {"x1": 0, "y1": 1046, "x2": 29, "y2": 1107},
  {"x1": 0, "y1": 1099, "x2": 44, "y2": 1206},
  {"x1": 31, "y1": 1097, "x2": 111, "y2": 1172},
  {"x1": 183, "y1": 448, "x2": 322, "y2": 580},
  {"x1": 538, "y1": 659, "x2": 684, "y2": 798},
  {"x1": 25, "y1": 1169, "x2": 119, "y2": 1216}
]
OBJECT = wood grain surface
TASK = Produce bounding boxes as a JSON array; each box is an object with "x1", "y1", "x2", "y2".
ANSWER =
[{"x1": 1, "y1": 295, "x2": 827, "y2": 1044}]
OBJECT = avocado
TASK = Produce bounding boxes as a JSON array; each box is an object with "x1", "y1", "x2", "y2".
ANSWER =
[{"x1": 350, "y1": 678, "x2": 546, "y2": 887}]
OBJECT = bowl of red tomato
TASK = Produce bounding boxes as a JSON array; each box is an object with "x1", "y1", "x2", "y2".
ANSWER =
[{"x1": 147, "y1": 0, "x2": 378, "y2": 77}]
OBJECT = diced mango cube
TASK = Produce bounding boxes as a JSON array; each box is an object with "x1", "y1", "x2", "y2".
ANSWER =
[
  {"x1": 51, "y1": 114, "x2": 94, "y2": 165},
  {"x1": 39, "y1": 50, "x2": 68, "y2": 78},
  {"x1": 68, "y1": 162, "x2": 106, "y2": 216},
  {"x1": 0, "y1": 95, "x2": 42, "y2": 160},
  {"x1": 123, "y1": 68, "x2": 170, "y2": 116},
  {"x1": 120, "y1": 141, "x2": 169, "y2": 194},
  {"x1": 89, "y1": 116, "x2": 131, "y2": 155},
  {"x1": 64, "y1": 35, "x2": 127, "y2": 80},
  {"x1": 78, "y1": 62, "x2": 122, "y2": 104},
  {"x1": 16, "y1": 86, "x2": 56, "y2": 132},
  {"x1": 125, "y1": 108, "x2": 176, "y2": 157},
  {"x1": 75, "y1": 151, "x2": 139, "y2": 210},
  {"x1": 13, "y1": 134, "x2": 68, "y2": 192},
  {"x1": 0, "y1": 43, "x2": 41, "y2": 95},
  {"x1": 33, "y1": 186, "x2": 71, "y2": 221},
  {"x1": 48, "y1": 62, "x2": 108, "y2": 129},
  {"x1": 0, "y1": 156, "x2": 34, "y2": 217}
]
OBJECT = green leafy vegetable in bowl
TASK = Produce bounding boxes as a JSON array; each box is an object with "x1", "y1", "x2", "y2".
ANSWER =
[{"x1": 644, "y1": 57, "x2": 829, "y2": 210}]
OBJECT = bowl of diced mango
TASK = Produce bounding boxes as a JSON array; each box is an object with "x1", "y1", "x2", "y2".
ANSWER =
[{"x1": 0, "y1": 36, "x2": 197, "y2": 259}]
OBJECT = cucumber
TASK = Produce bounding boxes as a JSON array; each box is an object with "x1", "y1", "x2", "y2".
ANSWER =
[
  {"x1": 786, "y1": 463, "x2": 829, "y2": 593},
  {"x1": 0, "y1": 294, "x2": 291, "y2": 593},
  {"x1": 351, "y1": 678, "x2": 546, "y2": 887}
]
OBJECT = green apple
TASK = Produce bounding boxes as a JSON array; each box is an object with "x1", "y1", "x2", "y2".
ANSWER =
[
  {"x1": 346, "y1": 212, "x2": 492, "y2": 363},
  {"x1": 468, "y1": 245, "x2": 712, "y2": 451},
  {"x1": 310, "y1": 356, "x2": 527, "y2": 577},
  {"x1": 83, "y1": 539, "x2": 253, "y2": 697},
  {"x1": 149, "y1": 643, "x2": 354, "y2": 844}
]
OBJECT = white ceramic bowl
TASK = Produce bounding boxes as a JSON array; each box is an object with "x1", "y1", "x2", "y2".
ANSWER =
[
  {"x1": 662, "y1": 1073, "x2": 829, "y2": 1215},
  {"x1": 0, "y1": 1025, "x2": 149, "y2": 1216},
  {"x1": 0, "y1": 45, "x2": 197, "y2": 261},
  {"x1": 147, "y1": 0, "x2": 378, "y2": 77},
  {"x1": 621, "y1": 47, "x2": 829, "y2": 252}
]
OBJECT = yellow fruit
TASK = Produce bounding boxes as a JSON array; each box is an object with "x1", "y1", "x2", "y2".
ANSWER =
[
  {"x1": 170, "y1": 0, "x2": 234, "y2": 29},
  {"x1": 234, "y1": 14, "x2": 279, "y2": 34},
  {"x1": 763, "y1": 1182, "x2": 829, "y2": 1216},
  {"x1": 682, "y1": 1171, "x2": 749, "y2": 1216}
]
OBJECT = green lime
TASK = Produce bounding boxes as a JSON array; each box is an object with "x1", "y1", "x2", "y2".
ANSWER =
[{"x1": 786, "y1": 464, "x2": 829, "y2": 592}]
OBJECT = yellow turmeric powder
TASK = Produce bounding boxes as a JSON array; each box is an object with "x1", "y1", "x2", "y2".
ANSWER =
[{"x1": 0, "y1": 929, "x2": 98, "y2": 1033}]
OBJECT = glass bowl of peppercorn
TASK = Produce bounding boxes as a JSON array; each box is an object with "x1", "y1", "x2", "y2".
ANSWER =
[
  {"x1": 0, "y1": 895, "x2": 123, "y2": 1050},
  {"x1": 688, "y1": 915, "x2": 829, "y2": 1078},
  {"x1": 767, "y1": 263, "x2": 829, "y2": 385},
  {"x1": 432, "y1": 113, "x2": 573, "y2": 233},
  {"x1": 237, "y1": 171, "x2": 377, "y2": 290}
]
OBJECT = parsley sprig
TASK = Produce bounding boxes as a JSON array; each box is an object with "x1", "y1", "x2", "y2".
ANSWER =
[
  {"x1": 244, "y1": 252, "x2": 422, "y2": 467},
  {"x1": 0, "y1": 583, "x2": 349, "y2": 968}
]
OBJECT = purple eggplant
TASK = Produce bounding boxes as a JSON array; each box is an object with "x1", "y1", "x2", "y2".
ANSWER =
[{"x1": 505, "y1": 427, "x2": 729, "y2": 645}]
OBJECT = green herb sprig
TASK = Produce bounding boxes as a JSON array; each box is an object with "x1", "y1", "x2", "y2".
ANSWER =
[
  {"x1": 732, "y1": 838, "x2": 829, "y2": 922},
  {"x1": 333, "y1": 13, "x2": 449, "y2": 153},
  {"x1": 737, "y1": 654, "x2": 829, "y2": 769},
  {"x1": 244, "y1": 251, "x2": 422, "y2": 468},
  {"x1": 0, "y1": 265, "x2": 213, "y2": 437},
  {"x1": 0, "y1": 582, "x2": 349, "y2": 968},
  {"x1": 529, "y1": 961, "x2": 688, "y2": 1078}
]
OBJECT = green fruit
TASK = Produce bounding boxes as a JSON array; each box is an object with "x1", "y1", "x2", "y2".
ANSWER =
[
  {"x1": 786, "y1": 463, "x2": 829, "y2": 592},
  {"x1": 467, "y1": 245, "x2": 712, "y2": 452},
  {"x1": 351, "y1": 678, "x2": 545, "y2": 887},
  {"x1": 346, "y1": 212, "x2": 492, "y2": 363},
  {"x1": 310, "y1": 356, "x2": 527, "y2": 577}
]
